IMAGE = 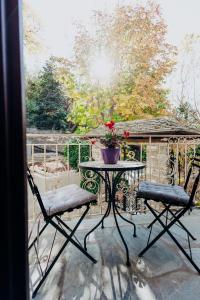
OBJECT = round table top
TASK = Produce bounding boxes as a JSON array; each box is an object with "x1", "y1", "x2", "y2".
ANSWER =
[{"x1": 79, "y1": 160, "x2": 145, "y2": 172}]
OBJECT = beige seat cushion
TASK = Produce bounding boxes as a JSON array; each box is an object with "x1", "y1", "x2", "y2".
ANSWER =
[
  {"x1": 137, "y1": 181, "x2": 190, "y2": 206},
  {"x1": 42, "y1": 184, "x2": 97, "y2": 216}
]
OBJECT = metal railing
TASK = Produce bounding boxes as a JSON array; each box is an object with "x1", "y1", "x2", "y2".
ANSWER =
[{"x1": 27, "y1": 135, "x2": 200, "y2": 221}]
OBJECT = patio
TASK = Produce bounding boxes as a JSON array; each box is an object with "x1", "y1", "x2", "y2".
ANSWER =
[
  {"x1": 29, "y1": 209, "x2": 200, "y2": 300},
  {"x1": 2, "y1": 1, "x2": 200, "y2": 299}
]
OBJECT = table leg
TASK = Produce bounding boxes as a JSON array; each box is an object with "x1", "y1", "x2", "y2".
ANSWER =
[
  {"x1": 83, "y1": 168, "x2": 138, "y2": 267},
  {"x1": 114, "y1": 205, "x2": 137, "y2": 237},
  {"x1": 84, "y1": 201, "x2": 111, "y2": 251},
  {"x1": 113, "y1": 202, "x2": 131, "y2": 267},
  {"x1": 108, "y1": 170, "x2": 133, "y2": 266},
  {"x1": 101, "y1": 203, "x2": 111, "y2": 229}
]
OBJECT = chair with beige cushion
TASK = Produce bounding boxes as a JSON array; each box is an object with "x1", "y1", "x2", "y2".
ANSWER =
[
  {"x1": 137, "y1": 157, "x2": 200, "y2": 274},
  {"x1": 27, "y1": 168, "x2": 97, "y2": 298}
]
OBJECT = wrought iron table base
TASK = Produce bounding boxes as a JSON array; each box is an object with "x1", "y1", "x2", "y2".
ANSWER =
[{"x1": 84, "y1": 170, "x2": 137, "y2": 266}]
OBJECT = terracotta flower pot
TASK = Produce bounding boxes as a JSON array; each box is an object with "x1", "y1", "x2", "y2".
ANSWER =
[{"x1": 101, "y1": 148, "x2": 120, "y2": 164}]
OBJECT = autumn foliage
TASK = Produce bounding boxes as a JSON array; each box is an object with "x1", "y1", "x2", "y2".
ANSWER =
[{"x1": 69, "y1": 1, "x2": 176, "y2": 131}]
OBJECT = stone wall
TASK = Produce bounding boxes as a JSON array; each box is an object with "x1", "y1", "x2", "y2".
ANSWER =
[
  {"x1": 146, "y1": 143, "x2": 169, "y2": 183},
  {"x1": 26, "y1": 133, "x2": 79, "y2": 144}
]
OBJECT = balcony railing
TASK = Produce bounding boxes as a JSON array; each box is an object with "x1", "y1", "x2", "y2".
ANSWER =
[{"x1": 27, "y1": 135, "x2": 200, "y2": 221}]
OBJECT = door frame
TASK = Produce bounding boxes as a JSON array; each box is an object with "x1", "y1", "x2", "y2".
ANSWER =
[{"x1": 0, "y1": 1, "x2": 29, "y2": 299}]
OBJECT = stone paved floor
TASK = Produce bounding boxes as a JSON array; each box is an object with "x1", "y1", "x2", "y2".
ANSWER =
[{"x1": 29, "y1": 209, "x2": 200, "y2": 300}]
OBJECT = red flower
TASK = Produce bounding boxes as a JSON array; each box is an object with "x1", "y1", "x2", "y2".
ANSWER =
[
  {"x1": 123, "y1": 131, "x2": 130, "y2": 138},
  {"x1": 91, "y1": 139, "x2": 96, "y2": 145},
  {"x1": 104, "y1": 120, "x2": 115, "y2": 130}
]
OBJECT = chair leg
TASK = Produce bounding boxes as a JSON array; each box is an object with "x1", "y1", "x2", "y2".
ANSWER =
[
  {"x1": 55, "y1": 216, "x2": 82, "y2": 247},
  {"x1": 153, "y1": 207, "x2": 200, "y2": 274},
  {"x1": 139, "y1": 201, "x2": 187, "y2": 257},
  {"x1": 166, "y1": 206, "x2": 196, "y2": 240},
  {"x1": 50, "y1": 220, "x2": 97, "y2": 264},
  {"x1": 147, "y1": 206, "x2": 169, "y2": 229},
  {"x1": 32, "y1": 236, "x2": 71, "y2": 298},
  {"x1": 31, "y1": 205, "x2": 97, "y2": 298},
  {"x1": 51, "y1": 206, "x2": 97, "y2": 264},
  {"x1": 147, "y1": 204, "x2": 196, "y2": 241},
  {"x1": 139, "y1": 201, "x2": 200, "y2": 274},
  {"x1": 28, "y1": 222, "x2": 49, "y2": 250}
]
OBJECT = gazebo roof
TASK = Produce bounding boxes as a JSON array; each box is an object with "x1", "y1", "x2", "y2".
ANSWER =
[{"x1": 87, "y1": 117, "x2": 200, "y2": 137}]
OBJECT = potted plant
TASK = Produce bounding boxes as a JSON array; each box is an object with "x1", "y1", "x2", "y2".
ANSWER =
[{"x1": 99, "y1": 121, "x2": 130, "y2": 164}]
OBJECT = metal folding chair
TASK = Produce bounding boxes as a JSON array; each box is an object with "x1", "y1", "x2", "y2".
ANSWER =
[
  {"x1": 137, "y1": 157, "x2": 200, "y2": 273},
  {"x1": 27, "y1": 168, "x2": 97, "y2": 298}
]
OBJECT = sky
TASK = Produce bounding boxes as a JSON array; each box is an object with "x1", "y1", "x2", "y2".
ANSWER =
[
  {"x1": 27, "y1": 0, "x2": 200, "y2": 58},
  {"x1": 26, "y1": 0, "x2": 200, "y2": 107}
]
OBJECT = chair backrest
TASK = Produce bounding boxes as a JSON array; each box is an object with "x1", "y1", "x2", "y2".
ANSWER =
[
  {"x1": 184, "y1": 157, "x2": 200, "y2": 205},
  {"x1": 27, "y1": 167, "x2": 48, "y2": 219}
]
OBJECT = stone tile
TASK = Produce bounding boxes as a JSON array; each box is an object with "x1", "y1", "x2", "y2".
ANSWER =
[{"x1": 29, "y1": 210, "x2": 200, "y2": 300}]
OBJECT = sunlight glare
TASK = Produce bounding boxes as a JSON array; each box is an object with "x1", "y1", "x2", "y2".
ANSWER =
[{"x1": 89, "y1": 52, "x2": 114, "y2": 86}]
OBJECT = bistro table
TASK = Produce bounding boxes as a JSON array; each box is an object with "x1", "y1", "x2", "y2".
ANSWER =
[{"x1": 79, "y1": 160, "x2": 145, "y2": 266}]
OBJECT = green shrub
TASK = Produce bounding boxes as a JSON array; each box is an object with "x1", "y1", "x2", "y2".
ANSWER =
[
  {"x1": 64, "y1": 139, "x2": 100, "y2": 194},
  {"x1": 64, "y1": 138, "x2": 90, "y2": 170}
]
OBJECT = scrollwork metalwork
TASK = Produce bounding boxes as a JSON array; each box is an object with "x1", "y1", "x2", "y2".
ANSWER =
[{"x1": 80, "y1": 169, "x2": 100, "y2": 195}]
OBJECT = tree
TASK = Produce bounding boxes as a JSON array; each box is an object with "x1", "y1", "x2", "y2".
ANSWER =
[
  {"x1": 175, "y1": 101, "x2": 200, "y2": 128},
  {"x1": 26, "y1": 57, "x2": 71, "y2": 130},
  {"x1": 23, "y1": 1, "x2": 42, "y2": 54},
  {"x1": 169, "y1": 34, "x2": 200, "y2": 125},
  {"x1": 70, "y1": 1, "x2": 176, "y2": 131},
  {"x1": 50, "y1": 57, "x2": 78, "y2": 101}
]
